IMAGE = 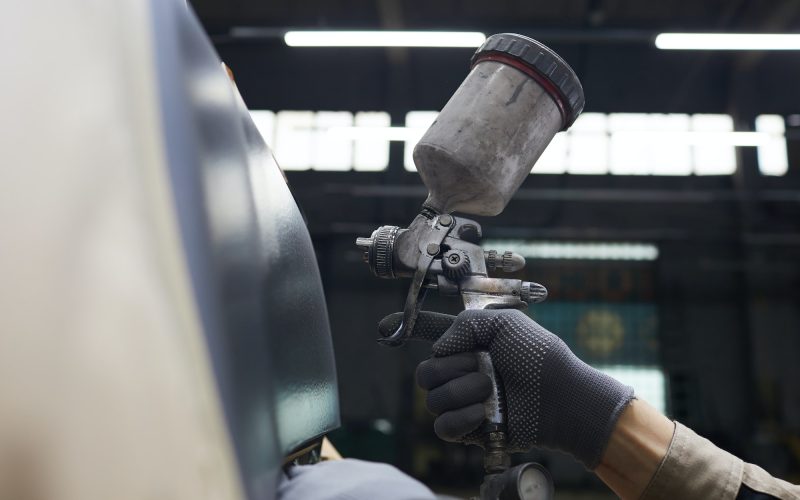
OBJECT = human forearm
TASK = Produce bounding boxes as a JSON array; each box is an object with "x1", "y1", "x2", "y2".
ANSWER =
[{"x1": 594, "y1": 399, "x2": 673, "y2": 499}]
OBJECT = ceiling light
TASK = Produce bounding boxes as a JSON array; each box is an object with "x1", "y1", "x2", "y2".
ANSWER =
[
  {"x1": 284, "y1": 31, "x2": 486, "y2": 48},
  {"x1": 613, "y1": 131, "x2": 772, "y2": 146},
  {"x1": 481, "y1": 240, "x2": 659, "y2": 261},
  {"x1": 326, "y1": 126, "x2": 423, "y2": 142},
  {"x1": 655, "y1": 33, "x2": 800, "y2": 50}
]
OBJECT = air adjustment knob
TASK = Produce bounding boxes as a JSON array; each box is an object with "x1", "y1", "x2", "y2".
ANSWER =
[{"x1": 442, "y1": 249, "x2": 471, "y2": 281}]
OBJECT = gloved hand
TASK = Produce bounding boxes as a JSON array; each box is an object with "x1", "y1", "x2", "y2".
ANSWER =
[{"x1": 378, "y1": 309, "x2": 634, "y2": 469}]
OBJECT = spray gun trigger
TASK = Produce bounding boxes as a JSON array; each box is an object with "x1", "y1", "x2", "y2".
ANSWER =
[
  {"x1": 377, "y1": 319, "x2": 405, "y2": 347},
  {"x1": 379, "y1": 215, "x2": 455, "y2": 346}
]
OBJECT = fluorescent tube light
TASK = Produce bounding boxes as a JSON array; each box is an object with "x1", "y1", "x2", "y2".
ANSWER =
[
  {"x1": 482, "y1": 240, "x2": 659, "y2": 261},
  {"x1": 329, "y1": 126, "x2": 771, "y2": 147},
  {"x1": 613, "y1": 131, "x2": 771, "y2": 147},
  {"x1": 327, "y1": 126, "x2": 424, "y2": 142},
  {"x1": 655, "y1": 33, "x2": 800, "y2": 50},
  {"x1": 284, "y1": 31, "x2": 486, "y2": 48}
]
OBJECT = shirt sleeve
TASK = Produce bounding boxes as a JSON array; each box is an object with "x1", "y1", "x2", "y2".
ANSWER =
[
  {"x1": 739, "y1": 460, "x2": 800, "y2": 499},
  {"x1": 640, "y1": 422, "x2": 800, "y2": 500}
]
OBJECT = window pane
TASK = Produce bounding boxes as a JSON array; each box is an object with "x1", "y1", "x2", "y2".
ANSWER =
[
  {"x1": 533, "y1": 132, "x2": 567, "y2": 174},
  {"x1": 312, "y1": 111, "x2": 353, "y2": 171},
  {"x1": 353, "y1": 112, "x2": 391, "y2": 171},
  {"x1": 567, "y1": 113, "x2": 609, "y2": 174},
  {"x1": 274, "y1": 111, "x2": 314, "y2": 170},
  {"x1": 692, "y1": 114, "x2": 736, "y2": 175},
  {"x1": 756, "y1": 114, "x2": 788, "y2": 176},
  {"x1": 608, "y1": 113, "x2": 651, "y2": 175},
  {"x1": 648, "y1": 114, "x2": 692, "y2": 176}
]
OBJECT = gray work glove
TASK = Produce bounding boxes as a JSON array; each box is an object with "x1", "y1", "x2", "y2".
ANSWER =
[{"x1": 378, "y1": 309, "x2": 635, "y2": 469}]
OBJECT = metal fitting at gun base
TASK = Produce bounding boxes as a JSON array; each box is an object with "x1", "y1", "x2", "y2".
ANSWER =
[{"x1": 484, "y1": 430, "x2": 511, "y2": 473}]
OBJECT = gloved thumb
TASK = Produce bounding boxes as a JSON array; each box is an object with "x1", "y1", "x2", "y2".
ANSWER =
[{"x1": 377, "y1": 311, "x2": 455, "y2": 343}]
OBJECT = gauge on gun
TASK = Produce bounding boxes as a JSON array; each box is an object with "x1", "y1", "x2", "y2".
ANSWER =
[{"x1": 504, "y1": 463, "x2": 554, "y2": 500}]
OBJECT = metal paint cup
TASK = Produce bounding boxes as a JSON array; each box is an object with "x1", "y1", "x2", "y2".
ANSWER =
[{"x1": 414, "y1": 33, "x2": 585, "y2": 216}]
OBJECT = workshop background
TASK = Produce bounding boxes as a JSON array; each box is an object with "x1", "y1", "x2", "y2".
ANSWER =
[{"x1": 196, "y1": 1, "x2": 800, "y2": 497}]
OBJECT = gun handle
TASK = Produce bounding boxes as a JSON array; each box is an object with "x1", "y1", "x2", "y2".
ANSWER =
[
  {"x1": 476, "y1": 350, "x2": 511, "y2": 473},
  {"x1": 477, "y1": 351, "x2": 504, "y2": 426}
]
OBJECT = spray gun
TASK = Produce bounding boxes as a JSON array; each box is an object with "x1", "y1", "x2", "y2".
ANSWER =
[{"x1": 356, "y1": 34, "x2": 584, "y2": 500}]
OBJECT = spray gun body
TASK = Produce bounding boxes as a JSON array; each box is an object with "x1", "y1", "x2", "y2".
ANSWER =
[
  {"x1": 357, "y1": 33, "x2": 584, "y2": 500},
  {"x1": 358, "y1": 212, "x2": 547, "y2": 479},
  {"x1": 358, "y1": 214, "x2": 544, "y2": 308}
]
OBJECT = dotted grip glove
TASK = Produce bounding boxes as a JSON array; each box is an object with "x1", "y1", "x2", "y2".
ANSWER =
[{"x1": 378, "y1": 309, "x2": 634, "y2": 469}]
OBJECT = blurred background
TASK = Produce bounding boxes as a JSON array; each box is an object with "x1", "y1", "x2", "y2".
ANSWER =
[{"x1": 194, "y1": 1, "x2": 800, "y2": 497}]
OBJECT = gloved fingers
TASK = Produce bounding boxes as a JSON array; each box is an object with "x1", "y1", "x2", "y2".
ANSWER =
[
  {"x1": 425, "y1": 372, "x2": 492, "y2": 415},
  {"x1": 377, "y1": 311, "x2": 455, "y2": 343},
  {"x1": 433, "y1": 403, "x2": 486, "y2": 442},
  {"x1": 431, "y1": 308, "x2": 539, "y2": 356},
  {"x1": 416, "y1": 352, "x2": 479, "y2": 390},
  {"x1": 431, "y1": 308, "x2": 501, "y2": 356}
]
